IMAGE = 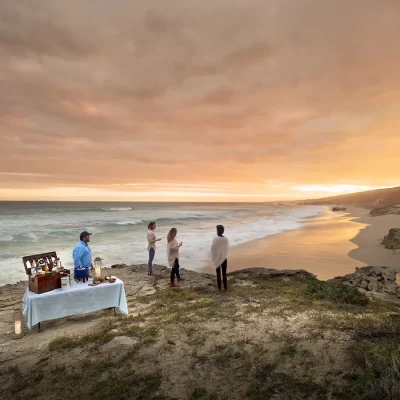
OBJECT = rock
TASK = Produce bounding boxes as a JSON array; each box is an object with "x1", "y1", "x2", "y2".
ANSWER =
[
  {"x1": 332, "y1": 207, "x2": 347, "y2": 212},
  {"x1": 329, "y1": 266, "x2": 399, "y2": 297},
  {"x1": 368, "y1": 281, "x2": 378, "y2": 291},
  {"x1": 137, "y1": 284, "x2": 156, "y2": 297},
  {"x1": 228, "y1": 268, "x2": 315, "y2": 280},
  {"x1": 360, "y1": 280, "x2": 368, "y2": 289},
  {"x1": 382, "y1": 228, "x2": 400, "y2": 250},
  {"x1": 370, "y1": 205, "x2": 400, "y2": 216},
  {"x1": 110, "y1": 263, "x2": 128, "y2": 269},
  {"x1": 384, "y1": 282, "x2": 398, "y2": 295},
  {"x1": 102, "y1": 336, "x2": 138, "y2": 352}
]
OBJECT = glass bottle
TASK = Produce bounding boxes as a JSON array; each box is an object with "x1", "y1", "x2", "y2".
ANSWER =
[
  {"x1": 32, "y1": 260, "x2": 37, "y2": 276},
  {"x1": 70, "y1": 267, "x2": 75, "y2": 285}
]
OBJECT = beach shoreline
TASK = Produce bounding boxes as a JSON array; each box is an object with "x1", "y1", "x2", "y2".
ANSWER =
[
  {"x1": 220, "y1": 205, "x2": 400, "y2": 280},
  {"x1": 3, "y1": 204, "x2": 399, "y2": 288}
]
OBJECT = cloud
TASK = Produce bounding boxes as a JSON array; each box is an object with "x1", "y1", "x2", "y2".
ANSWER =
[{"x1": 0, "y1": 0, "x2": 400, "y2": 199}]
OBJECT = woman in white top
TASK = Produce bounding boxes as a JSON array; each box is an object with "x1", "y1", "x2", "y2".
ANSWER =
[
  {"x1": 147, "y1": 222, "x2": 161, "y2": 275},
  {"x1": 211, "y1": 225, "x2": 229, "y2": 291},
  {"x1": 167, "y1": 227, "x2": 184, "y2": 287}
]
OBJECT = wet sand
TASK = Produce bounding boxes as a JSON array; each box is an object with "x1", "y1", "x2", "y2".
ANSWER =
[{"x1": 225, "y1": 206, "x2": 400, "y2": 280}]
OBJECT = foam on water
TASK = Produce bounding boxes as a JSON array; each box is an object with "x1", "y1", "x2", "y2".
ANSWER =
[
  {"x1": 0, "y1": 202, "x2": 325, "y2": 285},
  {"x1": 102, "y1": 207, "x2": 133, "y2": 211}
]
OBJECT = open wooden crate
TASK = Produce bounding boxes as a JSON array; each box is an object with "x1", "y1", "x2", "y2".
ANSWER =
[{"x1": 23, "y1": 252, "x2": 69, "y2": 294}]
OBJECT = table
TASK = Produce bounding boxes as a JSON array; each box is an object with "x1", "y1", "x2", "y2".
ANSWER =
[{"x1": 23, "y1": 277, "x2": 129, "y2": 330}]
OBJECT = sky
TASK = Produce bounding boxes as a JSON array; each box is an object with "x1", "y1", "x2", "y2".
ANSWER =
[{"x1": 0, "y1": 0, "x2": 399, "y2": 201}]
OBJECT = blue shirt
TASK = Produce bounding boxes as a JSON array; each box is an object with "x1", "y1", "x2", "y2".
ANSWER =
[{"x1": 72, "y1": 241, "x2": 92, "y2": 268}]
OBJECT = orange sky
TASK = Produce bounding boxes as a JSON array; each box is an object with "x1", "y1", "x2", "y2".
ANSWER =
[{"x1": 1, "y1": 1, "x2": 399, "y2": 201}]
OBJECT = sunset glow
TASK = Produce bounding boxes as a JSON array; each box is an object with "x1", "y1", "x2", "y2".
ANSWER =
[{"x1": 1, "y1": 1, "x2": 399, "y2": 201}]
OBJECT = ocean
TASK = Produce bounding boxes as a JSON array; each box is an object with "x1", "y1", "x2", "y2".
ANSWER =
[{"x1": 0, "y1": 202, "x2": 325, "y2": 285}]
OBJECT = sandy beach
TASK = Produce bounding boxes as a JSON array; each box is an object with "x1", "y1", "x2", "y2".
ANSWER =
[{"x1": 226, "y1": 206, "x2": 400, "y2": 280}]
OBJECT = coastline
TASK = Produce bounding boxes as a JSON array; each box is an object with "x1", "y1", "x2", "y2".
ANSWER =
[
  {"x1": 3, "y1": 204, "x2": 399, "y2": 288},
  {"x1": 347, "y1": 206, "x2": 400, "y2": 270},
  {"x1": 223, "y1": 205, "x2": 400, "y2": 280}
]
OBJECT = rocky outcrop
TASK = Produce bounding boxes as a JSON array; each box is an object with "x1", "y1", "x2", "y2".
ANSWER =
[
  {"x1": 382, "y1": 228, "x2": 400, "y2": 250},
  {"x1": 102, "y1": 336, "x2": 138, "y2": 352},
  {"x1": 228, "y1": 267, "x2": 315, "y2": 280},
  {"x1": 329, "y1": 266, "x2": 400, "y2": 298},
  {"x1": 332, "y1": 207, "x2": 347, "y2": 212},
  {"x1": 110, "y1": 263, "x2": 214, "y2": 290},
  {"x1": 370, "y1": 205, "x2": 400, "y2": 216}
]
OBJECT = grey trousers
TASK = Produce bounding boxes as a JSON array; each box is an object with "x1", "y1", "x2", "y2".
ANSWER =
[{"x1": 148, "y1": 248, "x2": 155, "y2": 273}]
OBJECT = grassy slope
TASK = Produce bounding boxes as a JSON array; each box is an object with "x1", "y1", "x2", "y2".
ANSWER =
[{"x1": 2, "y1": 274, "x2": 400, "y2": 400}]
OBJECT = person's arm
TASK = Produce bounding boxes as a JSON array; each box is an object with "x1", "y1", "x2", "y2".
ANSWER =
[
  {"x1": 148, "y1": 233, "x2": 161, "y2": 244},
  {"x1": 73, "y1": 246, "x2": 85, "y2": 268},
  {"x1": 169, "y1": 240, "x2": 181, "y2": 253},
  {"x1": 210, "y1": 238, "x2": 216, "y2": 254}
]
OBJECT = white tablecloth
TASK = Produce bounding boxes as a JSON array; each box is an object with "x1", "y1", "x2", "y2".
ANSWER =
[{"x1": 23, "y1": 277, "x2": 129, "y2": 329}]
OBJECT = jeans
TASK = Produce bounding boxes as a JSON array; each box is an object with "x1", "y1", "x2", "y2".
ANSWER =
[
  {"x1": 170, "y1": 258, "x2": 181, "y2": 283},
  {"x1": 216, "y1": 259, "x2": 228, "y2": 290},
  {"x1": 148, "y1": 248, "x2": 155, "y2": 274}
]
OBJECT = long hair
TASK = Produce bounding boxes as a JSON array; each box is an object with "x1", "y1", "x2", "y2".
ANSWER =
[
  {"x1": 167, "y1": 228, "x2": 177, "y2": 243},
  {"x1": 148, "y1": 221, "x2": 156, "y2": 230},
  {"x1": 216, "y1": 225, "x2": 225, "y2": 236}
]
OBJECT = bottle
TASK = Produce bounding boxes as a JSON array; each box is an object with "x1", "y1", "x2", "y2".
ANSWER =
[
  {"x1": 32, "y1": 260, "x2": 37, "y2": 276},
  {"x1": 70, "y1": 267, "x2": 75, "y2": 285}
]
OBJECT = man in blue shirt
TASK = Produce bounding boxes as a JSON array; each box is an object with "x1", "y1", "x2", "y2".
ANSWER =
[{"x1": 73, "y1": 231, "x2": 93, "y2": 269}]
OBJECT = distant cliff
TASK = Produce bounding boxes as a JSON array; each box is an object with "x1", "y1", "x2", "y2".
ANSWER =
[{"x1": 300, "y1": 186, "x2": 400, "y2": 210}]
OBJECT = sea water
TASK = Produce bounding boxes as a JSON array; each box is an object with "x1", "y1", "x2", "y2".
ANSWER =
[{"x1": 0, "y1": 202, "x2": 324, "y2": 285}]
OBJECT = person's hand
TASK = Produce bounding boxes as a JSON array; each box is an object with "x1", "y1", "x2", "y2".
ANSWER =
[
  {"x1": 157, "y1": 237, "x2": 162, "y2": 241},
  {"x1": 179, "y1": 241, "x2": 183, "y2": 246}
]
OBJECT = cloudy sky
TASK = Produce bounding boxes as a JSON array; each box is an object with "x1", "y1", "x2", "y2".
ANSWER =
[{"x1": 1, "y1": 0, "x2": 399, "y2": 201}]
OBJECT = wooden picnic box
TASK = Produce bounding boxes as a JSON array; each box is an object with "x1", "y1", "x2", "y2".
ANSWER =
[{"x1": 23, "y1": 251, "x2": 70, "y2": 294}]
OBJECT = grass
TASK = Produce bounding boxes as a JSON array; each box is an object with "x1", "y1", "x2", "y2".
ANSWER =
[
  {"x1": 246, "y1": 363, "x2": 327, "y2": 400},
  {"x1": 5, "y1": 354, "x2": 166, "y2": 400},
  {"x1": 48, "y1": 320, "x2": 117, "y2": 351},
  {"x1": 89, "y1": 373, "x2": 168, "y2": 400},
  {"x1": 280, "y1": 342, "x2": 298, "y2": 358},
  {"x1": 4, "y1": 272, "x2": 400, "y2": 400},
  {"x1": 189, "y1": 387, "x2": 218, "y2": 400},
  {"x1": 344, "y1": 339, "x2": 400, "y2": 399},
  {"x1": 305, "y1": 278, "x2": 369, "y2": 306}
]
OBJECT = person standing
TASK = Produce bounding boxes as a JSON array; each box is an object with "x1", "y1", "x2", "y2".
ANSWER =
[
  {"x1": 167, "y1": 228, "x2": 184, "y2": 287},
  {"x1": 72, "y1": 231, "x2": 93, "y2": 269},
  {"x1": 147, "y1": 222, "x2": 162, "y2": 275},
  {"x1": 211, "y1": 225, "x2": 229, "y2": 291}
]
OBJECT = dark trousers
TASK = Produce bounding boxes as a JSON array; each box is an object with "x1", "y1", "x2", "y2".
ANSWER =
[
  {"x1": 216, "y1": 259, "x2": 228, "y2": 290},
  {"x1": 148, "y1": 248, "x2": 155, "y2": 273},
  {"x1": 171, "y1": 258, "x2": 181, "y2": 282}
]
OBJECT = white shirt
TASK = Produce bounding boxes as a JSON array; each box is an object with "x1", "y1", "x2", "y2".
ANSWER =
[
  {"x1": 210, "y1": 236, "x2": 229, "y2": 267},
  {"x1": 167, "y1": 239, "x2": 180, "y2": 267},
  {"x1": 147, "y1": 230, "x2": 157, "y2": 251}
]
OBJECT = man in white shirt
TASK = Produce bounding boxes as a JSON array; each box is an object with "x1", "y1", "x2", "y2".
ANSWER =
[
  {"x1": 147, "y1": 222, "x2": 162, "y2": 275},
  {"x1": 210, "y1": 225, "x2": 229, "y2": 291}
]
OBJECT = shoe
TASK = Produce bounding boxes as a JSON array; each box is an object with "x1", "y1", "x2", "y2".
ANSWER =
[
  {"x1": 148, "y1": 272, "x2": 152, "y2": 276},
  {"x1": 169, "y1": 282, "x2": 177, "y2": 287},
  {"x1": 177, "y1": 277, "x2": 185, "y2": 281}
]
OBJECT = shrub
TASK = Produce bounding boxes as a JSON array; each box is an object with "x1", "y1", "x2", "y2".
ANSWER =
[
  {"x1": 350, "y1": 339, "x2": 400, "y2": 399},
  {"x1": 306, "y1": 279, "x2": 369, "y2": 306}
]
